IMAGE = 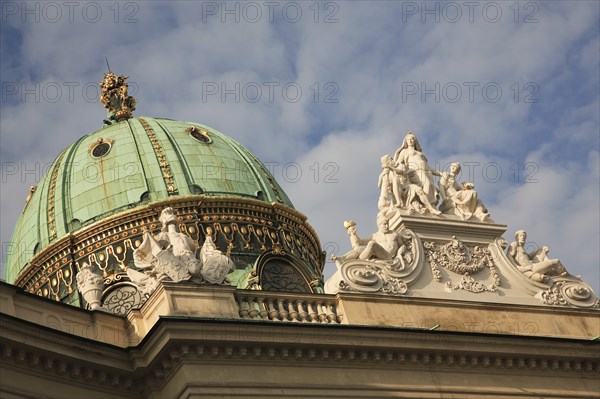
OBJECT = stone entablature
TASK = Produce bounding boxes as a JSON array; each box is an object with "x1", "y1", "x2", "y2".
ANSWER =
[
  {"x1": 1, "y1": 281, "x2": 598, "y2": 399},
  {"x1": 1, "y1": 281, "x2": 598, "y2": 346}
]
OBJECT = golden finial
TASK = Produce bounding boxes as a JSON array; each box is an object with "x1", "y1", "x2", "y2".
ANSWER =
[{"x1": 99, "y1": 69, "x2": 136, "y2": 125}]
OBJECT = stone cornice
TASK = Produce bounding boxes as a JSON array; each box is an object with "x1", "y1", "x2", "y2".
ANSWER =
[{"x1": 2, "y1": 306, "x2": 598, "y2": 398}]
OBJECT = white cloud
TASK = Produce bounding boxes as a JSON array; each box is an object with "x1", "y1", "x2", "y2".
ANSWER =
[{"x1": 1, "y1": 1, "x2": 598, "y2": 293}]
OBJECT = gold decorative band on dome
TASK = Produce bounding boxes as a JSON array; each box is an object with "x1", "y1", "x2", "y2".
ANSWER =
[
  {"x1": 48, "y1": 150, "x2": 66, "y2": 240},
  {"x1": 138, "y1": 118, "x2": 177, "y2": 194},
  {"x1": 14, "y1": 196, "x2": 324, "y2": 303}
]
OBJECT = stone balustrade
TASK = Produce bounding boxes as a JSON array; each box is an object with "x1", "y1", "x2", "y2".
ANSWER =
[{"x1": 235, "y1": 290, "x2": 342, "y2": 324}]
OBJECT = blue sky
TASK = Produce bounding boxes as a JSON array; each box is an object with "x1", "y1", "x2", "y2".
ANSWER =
[{"x1": 1, "y1": 1, "x2": 599, "y2": 293}]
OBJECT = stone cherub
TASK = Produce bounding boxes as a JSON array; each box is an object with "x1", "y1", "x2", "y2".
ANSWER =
[
  {"x1": 507, "y1": 230, "x2": 569, "y2": 283},
  {"x1": 128, "y1": 207, "x2": 234, "y2": 295},
  {"x1": 332, "y1": 212, "x2": 412, "y2": 271}
]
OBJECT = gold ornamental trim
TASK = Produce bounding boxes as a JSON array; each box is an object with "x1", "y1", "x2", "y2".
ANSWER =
[
  {"x1": 138, "y1": 118, "x2": 177, "y2": 194},
  {"x1": 47, "y1": 150, "x2": 66, "y2": 240},
  {"x1": 14, "y1": 195, "x2": 324, "y2": 299}
]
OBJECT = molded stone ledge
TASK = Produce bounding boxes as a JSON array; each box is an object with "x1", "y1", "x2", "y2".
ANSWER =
[
  {"x1": 391, "y1": 213, "x2": 508, "y2": 242},
  {"x1": 336, "y1": 292, "x2": 600, "y2": 340},
  {"x1": 0, "y1": 281, "x2": 134, "y2": 347},
  {"x1": 127, "y1": 282, "x2": 239, "y2": 339}
]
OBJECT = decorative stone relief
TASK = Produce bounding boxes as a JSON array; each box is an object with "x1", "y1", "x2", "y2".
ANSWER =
[
  {"x1": 102, "y1": 283, "x2": 147, "y2": 315},
  {"x1": 127, "y1": 207, "x2": 235, "y2": 297},
  {"x1": 76, "y1": 263, "x2": 105, "y2": 310},
  {"x1": 325, "y1": 211, "x2": 422, "y2": 295},
  {"x1": 503, "y1": 231, "x2": 599, "y2": 308},
  {"x1": 424, "y1": 236, "x2": 500, "y2": 293}
]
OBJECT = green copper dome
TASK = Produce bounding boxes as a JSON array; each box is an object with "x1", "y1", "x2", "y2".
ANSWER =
[{"x1": 5, "y1": 117, "x2": 293, "y2": 283}]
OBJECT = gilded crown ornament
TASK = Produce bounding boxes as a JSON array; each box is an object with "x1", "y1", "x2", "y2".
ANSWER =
[{"x1": 99, "y1": 70, "x2": 137, "y2": 125}]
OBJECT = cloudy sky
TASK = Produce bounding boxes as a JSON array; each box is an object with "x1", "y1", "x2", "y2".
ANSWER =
[{"x1": 1, "y1": 1, "x2": 598, "y2": 293}]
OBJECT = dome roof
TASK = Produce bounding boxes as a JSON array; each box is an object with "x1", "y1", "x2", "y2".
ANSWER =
[{"x1": 5, "y1": 117, "x2": 293, "y2": 283}]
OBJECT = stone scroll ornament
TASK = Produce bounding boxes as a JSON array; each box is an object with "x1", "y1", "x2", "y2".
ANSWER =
[
  {"x1": 325, "y1": 211, "x2": 423, "y2": 295},
  {"x1": 505, "y1": 230, "x2": 599, "y2": 308},
  {"x1": 423, "y1": 236, "x2": 501, "y2": 293},
  {"x1": 126, "y1": 207, "x2": 235, "y2": 297}
]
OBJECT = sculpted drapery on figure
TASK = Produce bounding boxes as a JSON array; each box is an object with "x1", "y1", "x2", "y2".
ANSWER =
[
  {"x1": 378, "y1": 154, "x2": 441, "y2": 215},
  {"x1": 379, "y1": 131, "x2": 491, "y2": 222},
  {"x1": 128, "y1": 207, "x2": 234, "y2": 295},
  {"x1": 438, "y1": 162, "x2": 491, "y2": 222},
  {"x1": 393, "y1": 131, "x2": 441, "y2": 207},
  {"x1": 332, "y1": 212, "x2": 412, "y2": 271},
  {"x1": 507, "y1": 230, "x2": 568, "y2": 282}
]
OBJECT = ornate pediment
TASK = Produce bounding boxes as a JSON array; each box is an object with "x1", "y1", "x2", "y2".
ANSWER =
[{"x1": 325, "y1": 131, "x2": 598, "y2": 310}]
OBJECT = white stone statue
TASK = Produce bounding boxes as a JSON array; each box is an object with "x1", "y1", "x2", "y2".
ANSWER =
[
  {"x1": 393, "y1": 131, "x2": 441, "y2": 207},
  {"x1": 378, "y1": 154, "x2": 441, "y2": 215},
  {"x1": 76, "y1": 263, "x2": 104, "y2": 310},
  {"x1": 129, "y1": 207, "x2": 235, "y2": 295},
  {"x1": 200, "y1": 235, "x2": 234, "y2": 284},
  {"x1": 507, "y1": 230, "x2": 569, "y2": 283},
  {"x1": 438, "y1": 162, "x2": 491, "y2": 222},
  {"x1": 133, "y1": 207, "x2": 202, "y2": 283},
  {"x1": 332, "y1": 212, "x2": 411, "y2": 269}
]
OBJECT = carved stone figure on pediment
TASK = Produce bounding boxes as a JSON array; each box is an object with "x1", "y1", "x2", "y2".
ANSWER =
[
  {"x1": 325, "y1": 211, "x2": 422, "y2": 295},
  {"x1": 393, "y1": 131, "x2": 441, "y2": 208},
  {"x1": 496, "y1": 231, "x2": 599, "y2": 308},
  {"x1": 378, "y1": 154, "x2": 441, "y2": 216},
  {"x1": 76, "y1": 263, "x2": 105, "y2": 310},
  {"x1": 424, "y1": 236, "x2": 500, "y2": 293},
  {"x1": 332, "y1": 212, "x2": 408, "y2": 267},
  {"x1": 438, "y1": 162, "x2": 492, "y2": 222},
  {"x1": 128, "y1": 207, "x2": 235, "y2": 296},
  {"x1": 507, "y1": 230, "x2": 568, "y2": 283}
]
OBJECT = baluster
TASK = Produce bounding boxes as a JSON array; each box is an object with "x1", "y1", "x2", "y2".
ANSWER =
[
  {"x1": 326, "y1": 303, "x2": 336, "y2": 323},
  {"x1": 287, "y1": 300, "x2": 299, "y2": 321},
  {"x1": 317, "y1": 302, "x2": 327, "y2": 323},
  {"x1": 297, "y1": 300, "x2": 308, "y2": 322},
  {"x1": 277, "y1": 299, "x2": 288, "y2": 320},
  {"x1": 267, "y1": 298, "x2": 278, "y2": 320},
  {"x1": 307, "y1": 302, "x2": 318, "y2": 322},
  {"x1": 238, "y1": 297, "x2": 248, "y2": 318},
  {"x1": 247, "y1": 297, "x2": 259, "y2": 319},
  {"x1": 257, "y1": 297, "x2": 268, "y2": 319}
]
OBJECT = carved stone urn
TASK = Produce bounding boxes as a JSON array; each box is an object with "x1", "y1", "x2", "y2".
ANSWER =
[{"x1": 76, "y1": 264, "x2": 105, "y2": 310}]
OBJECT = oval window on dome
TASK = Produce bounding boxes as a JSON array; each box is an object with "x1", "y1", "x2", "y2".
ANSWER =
[
  {"x1": 90, "y1": 138, "x2": 113, "y2": 158},
  {"x1": 187, "y1": 126, "x2": 212, "y2": 144}
]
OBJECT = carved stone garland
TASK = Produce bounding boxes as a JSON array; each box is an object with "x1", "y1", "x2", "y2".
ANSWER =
[{"x1": 423, "y1": 236, "x2": 500, "y2": 293}]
